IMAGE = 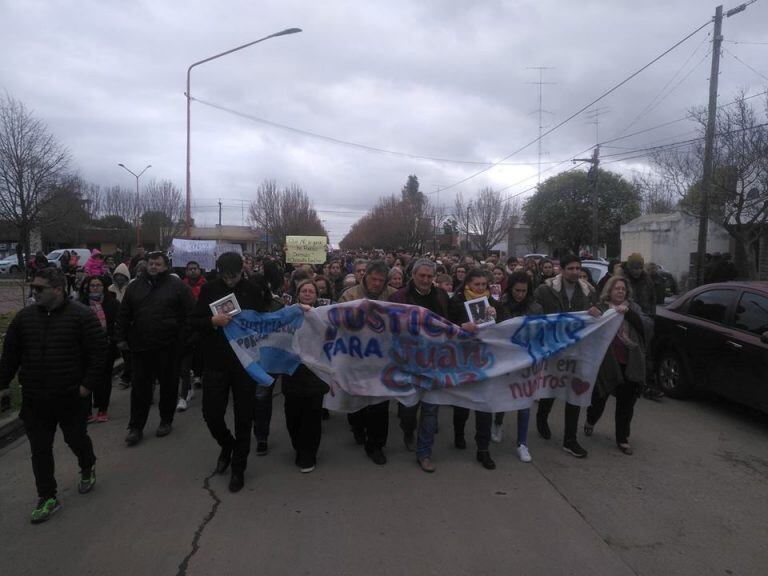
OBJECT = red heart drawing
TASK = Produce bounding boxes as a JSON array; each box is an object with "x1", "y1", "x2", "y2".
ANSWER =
[{"x1": 571, "y1": 377, "x2": 590, "y2": 396}]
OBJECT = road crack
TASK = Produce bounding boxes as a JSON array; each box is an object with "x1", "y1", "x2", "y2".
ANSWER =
[{"x1": 176, "y1": 471, "x2": 221, "y2": 576}]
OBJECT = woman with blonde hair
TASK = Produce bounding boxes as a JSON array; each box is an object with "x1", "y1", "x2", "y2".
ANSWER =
[{"x1": 584, "y1": 275, "x2": 651, "y2": 455}]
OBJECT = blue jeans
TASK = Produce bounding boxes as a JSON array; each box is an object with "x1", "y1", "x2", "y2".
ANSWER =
[
  {"x1": 494, "y1": 409, "x2": 531, "y2": 446},
  {"x1": 416, "y1": 402, "x2": 439, "y2": 459}
]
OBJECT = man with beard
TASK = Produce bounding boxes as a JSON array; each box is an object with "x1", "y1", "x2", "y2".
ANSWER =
[
  {"x1": 190, "y1": 252, "x2": 275, "y2": 492},
  {"x1": 0, "y1": 268, "x2": 106, "y2": 523},
  {"x1": 534, "y1": 254, "x2": 601, "y2": 458},
  {"x1": 389, "y1": 259, "x2": 451, "y2": 472},
  {"x1": 117, "y1": 252, "x2": 194, "y2": 446},
  {"x1": 339, "y1": 260, "x2": 396, "y2": 464}
]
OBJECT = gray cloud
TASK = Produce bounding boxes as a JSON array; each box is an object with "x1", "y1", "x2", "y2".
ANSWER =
[{"x1": 2, "y1": 0, "x2": 767, "y2": 242}]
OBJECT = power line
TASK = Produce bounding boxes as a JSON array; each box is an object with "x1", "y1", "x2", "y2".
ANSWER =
[
  {"x1": 608, "y1": 34, "x2": 711, "y2": 141},
  {"x1": 437, "y1": 17, "x2": 713, "y2": 192},
  {"x1": 191, "y1": 96, "x2": 563, "y2": 168},
  {"x1": 723, "y1": 46, "x2": 768, "y2": 82}
]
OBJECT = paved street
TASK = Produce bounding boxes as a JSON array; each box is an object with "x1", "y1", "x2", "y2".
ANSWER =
[{"x1": 1, "y1": 381, "x2": 767, "y2": 576}]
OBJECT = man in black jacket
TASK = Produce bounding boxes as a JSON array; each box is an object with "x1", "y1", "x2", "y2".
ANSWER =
[
  {"x1": 389, "y1": 258, "x2": 451, "y2": 473},
  {"x1": 534, "y1": 254, "x2": 601, "y2": 458},
  {"x1": 190, "y1": 252, "x2": 274, "y2": 492},
  {"x1": 0, "y1": 268, "x2": 106, "y2": 524},
  {"x1": 116, "y1": 251, "x2": 194, "y2": 445}
]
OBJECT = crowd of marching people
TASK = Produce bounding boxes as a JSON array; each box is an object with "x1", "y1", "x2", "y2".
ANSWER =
[{"x1": 1, "y1": 244, "x2": 664, "y2": 524}]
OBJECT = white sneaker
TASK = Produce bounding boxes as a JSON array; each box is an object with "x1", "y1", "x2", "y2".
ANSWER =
[
  {"x1": 517, "y1": 444, "x2": 532, "y2": 463},
  {"x1": 491, "y1": 423, "x2": 503, "y2": 443},
  {"x1": 176, "y1": 398, "x2": 188, "y2": 412},
  {"x1": 186, "y1": 388, "x2": 195, "y2": 403}
]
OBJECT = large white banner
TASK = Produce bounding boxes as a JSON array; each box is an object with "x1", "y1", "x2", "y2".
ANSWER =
[
  {"x1": 171, "y1": 238, "x2": 243, "y2": 270},
  {"x1": 224, "y1": 300, "x2": 622, "y2": 413}
]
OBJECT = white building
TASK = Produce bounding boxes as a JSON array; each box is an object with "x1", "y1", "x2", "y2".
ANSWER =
[{"x1": 620, "y1": 211, "x2": 731, "y2": 285}]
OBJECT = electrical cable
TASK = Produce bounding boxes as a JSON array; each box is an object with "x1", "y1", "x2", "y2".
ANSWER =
[{"x1": 436, "y1": 17, "x2": 713, "y2": 192}]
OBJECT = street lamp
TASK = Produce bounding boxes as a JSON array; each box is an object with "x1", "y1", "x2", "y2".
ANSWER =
[
  {"x1": 185, "y1": 27, "x2": 302, "y2": 236},
  {"x1": 118, "y1": 163, "x2": 152, "y2": 245}
]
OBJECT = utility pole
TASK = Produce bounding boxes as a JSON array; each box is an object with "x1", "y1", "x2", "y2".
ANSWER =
[
  {"x1": 574, "y1": 146, "x2": 600, "y2": 257},
  {"x1": 218, "y1": 199, "x2": 222, "y2": 226},
  {"x1": 694, "y1": 2, "x2": 753, "y2": 285},
  {"x1": 696, "y1": 5, "x2": 724, "y2": 286},
  {"x1": 526, "y1": 66, "x2": 556, "y2": 184}
]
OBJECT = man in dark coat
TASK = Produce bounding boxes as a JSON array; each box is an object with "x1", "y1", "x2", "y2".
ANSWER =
[
  {"x1": 0, "y1": 267, "x2": 106, "y2": 524},
  {"x1": 116, "y1": 251, "x2": 194, "y2": 445},
  {"x1": 534, "y1": 254, "x2": 601, "y2": 458},
  {"x1": 190, "y1": 252, "x2": 275, "y2": 492},
  {"x1": 389, "y1": 258, "x2": 451, "y2": 473}
]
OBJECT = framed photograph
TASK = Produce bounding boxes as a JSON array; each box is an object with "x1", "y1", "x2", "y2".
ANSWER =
[
  {"x1": 316, "y1": 298, "x2": 331, "y2": 307},
  {"x1": 210, "y1": 293, "x2": 241, "y2": 317},
  {"x1": 489, "y1": 283, "x2": 502, "y2": 301},
  {"x1": 464, "y1": 296, "x2": 495, "y2": 326}
]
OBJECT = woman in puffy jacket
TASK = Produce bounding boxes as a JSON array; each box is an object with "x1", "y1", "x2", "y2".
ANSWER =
[{"x1": 78, "y1": 275, "x2": 119, "y2": 422}]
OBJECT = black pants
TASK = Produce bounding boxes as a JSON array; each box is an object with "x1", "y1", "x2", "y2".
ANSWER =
[
  {"x1": 587, "y1": 378, "x2": 639, "y2": 445},
  {"x1": 452, "y1": 407, "x2": 492, "y2": 451},
  {"x1": 537, "y1": 398, "x2": 581, "y2": 443},
  {"x1": 22, "y1": 395, "x2": 96, "y2": 499},
  {"x1": 178, "y1": 342, "x2": 202, "y2": 399},
  {"x1": 120, "y1": 349, "x2": 132, "y2": 383},
  {"x1": 202, "y1": 367, "x2": 255, "y2": 473},
  {"x1": 284, "y1": 394, "x2": 324, "y2": 467},
  {"x1": 129, "y1": 345, "x2": 179, "y2": 431},
  {"x1": 253, "y1": 383, "x2": 274, "y2": 441},
  {"x1": 348, "y1": 400, "x2": 389, "y2": 452},
  {"x1": 398, "y1": 402, "x2": 419, "y2": 436},
  {"x1": 92, "y1": 343, "x2": 116, "y2": 412}
]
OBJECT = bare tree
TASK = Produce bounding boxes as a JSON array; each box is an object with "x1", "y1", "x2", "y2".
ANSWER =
[
  {"x1": 141, "y1": 179, "x2": 185, "y2": 248},
  {"x1": 631, "y1": 171, "x2": 677, "y2": 215},
  {"x1": 652, "y1": 91, "x2": 768, "y2": 278},
  {"x1": 101, "y1": 185, "x2": 140, "y2": 222},
  {"x1": 0, "y1": 95, "x2": 70, "y2": 264},
  {"x1": 248, "y1": 180, "x2": 326, "y2": 247},
  {"x1": 454, "y1": 187, "x2": 517, "y2": 257}
]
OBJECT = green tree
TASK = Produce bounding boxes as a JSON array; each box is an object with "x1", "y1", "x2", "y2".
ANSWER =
[{"x1": 524, "y1": 169, "x2": 640, "y2": 256}]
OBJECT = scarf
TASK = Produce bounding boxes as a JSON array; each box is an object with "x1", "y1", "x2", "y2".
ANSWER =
[
  {"x1": 89, "y1": 301, "x2": 107, "y2": 330},
  {"x1": 464, "y1": 286, "x2": 490, "y2": 301}
]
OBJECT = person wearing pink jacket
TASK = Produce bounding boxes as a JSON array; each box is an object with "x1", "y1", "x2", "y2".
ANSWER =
[{"x1": 83, "y1": 250, "x2": 107, "y2": 277}]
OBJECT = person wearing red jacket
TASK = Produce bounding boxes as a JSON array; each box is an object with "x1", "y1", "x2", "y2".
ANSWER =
[{"x1": 177, "y1": 261, "x2": 206, "y2": 411}]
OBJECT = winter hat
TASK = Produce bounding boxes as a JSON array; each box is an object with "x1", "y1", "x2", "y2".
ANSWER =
[{"x1": 627, "y1": 252, "x2": 645, "y2": 268}]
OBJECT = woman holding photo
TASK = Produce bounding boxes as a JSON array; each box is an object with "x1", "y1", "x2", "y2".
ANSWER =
[
  {"x1": 284, "y1": 279, "x2": 330, "y2": 472},
  {"x1": 448, "y1": 268, "x2": 505, "y2": 470}
]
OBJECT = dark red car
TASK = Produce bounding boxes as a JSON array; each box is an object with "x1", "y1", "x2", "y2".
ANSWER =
[{"x1": 654, "y1": 281, "x2": 768, "y2": 412}]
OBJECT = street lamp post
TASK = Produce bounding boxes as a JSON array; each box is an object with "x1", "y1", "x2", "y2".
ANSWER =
[
  {"x1": 118, "y1": 163, "x2": 152, "y2": 246},
  {"x1": 185, "y1": 27, "x2": 302, "y2": 237}
]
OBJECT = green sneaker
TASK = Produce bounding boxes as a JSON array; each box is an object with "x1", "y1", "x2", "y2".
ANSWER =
[
  {"x1": 30, "y1": 497, "x2": 61, "y2": 524},
  {"x1": 78, "y1": 467, "x2": 96, "y2": 494}
]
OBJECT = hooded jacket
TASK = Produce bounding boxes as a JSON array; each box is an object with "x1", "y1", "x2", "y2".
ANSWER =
[
  {"x1": 83, "y1": 250, "x2": 107, "y2": 277},
  {"x1": 534, "y1": 274, "x2": 596, "y2": 314},
  {"x1": 108, "y1": 263, "x2": 131, "y2": 303}
]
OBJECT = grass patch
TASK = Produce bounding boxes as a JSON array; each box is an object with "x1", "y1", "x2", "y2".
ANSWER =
[{"x1": 0, "y1": 311, "x2": 20, "y2": 414}]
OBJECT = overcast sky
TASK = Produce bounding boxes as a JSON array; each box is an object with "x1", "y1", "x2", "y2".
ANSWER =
[{"x1": 2, "y1": 0, "x2": 767, "y2": 243}]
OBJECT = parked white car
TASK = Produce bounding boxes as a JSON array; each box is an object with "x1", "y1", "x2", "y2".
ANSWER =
[
  {"x1": 46, "y1": 248, "x2": 92, "y2": 268},
  {"x1": 0, "y1": 255, "x2": 21, "y2": 274}
]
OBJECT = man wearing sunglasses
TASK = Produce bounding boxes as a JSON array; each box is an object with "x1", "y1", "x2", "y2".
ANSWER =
[
  {"x1": 116, "y1": 251, "x2": 194, "y2": 446},
  {"x1": 0, "y1": 268, "x2": 107, "y2": 524}
]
